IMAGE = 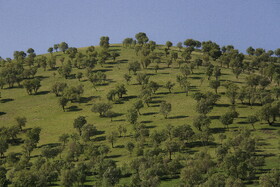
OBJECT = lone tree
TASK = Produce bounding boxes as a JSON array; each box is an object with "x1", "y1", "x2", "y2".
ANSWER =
[
  {"x1": 164, "y1": 81, "x2": 175, "y2": 93},
  {"x1": 247, "y1": 115, "x2": 259, "y2": 130},
  {"x1": 107, "y1": 131, "x2": 118, "y2": 148},
  {"x1": 133, "y1": 100, "x2": 144, "y2": 115},
  {"x1": 135, "y1": 32, "x2": 149, "y2": 45},
  {"x1": 59, "y1": 42, "x2": 69, "y2": 53},
  {"x1": 166, "y1": 41, "x2": 173, "y2": 50},
  {"x1": 73, "y1": 116, "x2": 87, "y2": 136},
  {"x1": 15, "y1": 116, "x2": 27, "y2": 131},
  {"x1": 209, "y1": 80, "x2": 220, "y2": 94},
  {"x1": 126, "y1": 108, "x2": 138, "y2": 125},
  {"x1": 159, "y1": 101, "x2": 172, "y2": 119},
  {"x1": 91, "y1": 103, "x2": 112, "y2": 117},
  {"x1": 58, "y1": 97, "x2": 68, "y2": 112},
  {"x1": 126, "y1": 142, "x2": 135, "y2": 156}
]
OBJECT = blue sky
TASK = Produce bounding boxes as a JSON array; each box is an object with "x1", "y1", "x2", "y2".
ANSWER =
[{"x1": 0, "y1": 0, "x2": 279, "y2": 58}]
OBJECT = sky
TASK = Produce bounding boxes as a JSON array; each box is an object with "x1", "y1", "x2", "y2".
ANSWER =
[{"x1": 0, "y1": 0, "x2": 279, "y2": 58}]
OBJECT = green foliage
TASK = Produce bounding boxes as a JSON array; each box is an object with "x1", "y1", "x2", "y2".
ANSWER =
[
  {"x1": 91, "y1": 103, "x2": 112, "y2": 117},
  {"x1": 159, "y1": 101, "x2": 171, "y2": 119},
  {"x1": 73, "y1": 116, "x2": 87, "y2": 135}
]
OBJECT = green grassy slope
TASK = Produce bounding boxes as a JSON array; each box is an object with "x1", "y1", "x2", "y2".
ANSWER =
[{"x1": 0, "y1": 44, "x2": 279, "y2": 186}]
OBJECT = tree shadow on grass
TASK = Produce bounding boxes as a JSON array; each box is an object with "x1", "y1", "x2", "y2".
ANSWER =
[
  {"x1": 7, "y1": 138, "x2": 24, "y2": 146},
  {"x1": 141, "y1": 120, "x2": 153, "y2": 124},
  {"x1": 114, "y1": 119, "x2": 126, "y2": 122},
  {"x1": 145, "y1": 125, "x2": 157, "y2": 129},
  {"x1": 210, "y1": 115, "x2": 220, "y2": 120},
  {"x1": 35, "y1": 91, "x2": 50, "y2": 95},
  {"x1": 210, "y1": 127, "x2": 226, "y2": 134},
  {"x1": 190, "y1": 76, "x2": 202, "y2": 80},
  {"x1": 38, "y1": 143, "x2": 61, "y2": 148},
  {"x1": 93, "y1": 136, "x2": 106, "y2": 142},
  {"x1": 106, "y1": 154, "x2": 122, "y2": 159},
  {"x1": 36, "y1": 75, "x2": 49, "y2": 80},
  {"x1": 149, "y1": 100, "x2": 163, "y2": 104},
  {"x1": 0, "y1": 112, "x2": 6, "y2": 116},
  {"x1": 214, "y1": 103, "x2": 230, "y2": 107},
  {"x1": 118, "y1": 59, "x2": 128, "y2": 64},
  {"x1": 157, "y1": 92, "x2": 170, "y2": 95},
  {"x1": 169, "y1": 115, "x2": 188, "y2": 119},
  {"x1": 79, "y1": 96, "x2": 96, "y2": 103},
  {"x1": 187, "y1": 141, "x2": 218, "y2": 148},
  {"x1": 150, "y1": 104, "x2": 160, "y2": 107},
  {"x1": 123, "y1": 95, "x2": 137, "y2": 101},
  {"x1": 93, "y1": 69, "x2": 112, "y2": 73},
  {"x1": 0, "y1": 98, "x2": 14, "y2": 103},
  {"x1": 115, "y1": 145, "x2": 125, "y2": 148},
  {"x1": 142, "y1": 112, "x2": 158, "y2": 116},
  {"x1": 67, "y1": 106, "x2": 82, "y2": 112}
]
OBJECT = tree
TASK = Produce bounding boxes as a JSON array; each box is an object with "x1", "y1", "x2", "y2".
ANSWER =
[
  {"x1": 48, "y1": 47, "x2": 53, "y2": 54},
  {"x1": 126, "y1": 142, "x2": 135, "y2": 156},
  {"x1": 196, "y1": 98, "x2": 213, "y2": 115},
  {"x1": 136, "y1": 73, "x2": 149, "y2": 85},
  {"x1": 0, "y1": 137, "x2": 8, "y2": 158},
  {"x1": 22, "y1": 78, "x2": 41, "y2": 95},
  {"x1": 100, "y1": 36, "x2": 110, "y2": 48},
  {"x1": 60, "y1": 168, "x2": 77, "y2": 187},
  {"x1": 166, "y1": 41, "x2": 173, "y2": 50},
  {"x1": 220, "y1": 112, "x2": 234, "y2": 129},
  {"x1": 26, "y1": 127, "x2": 41, "y2": 147},
  {"x1": 41, "y1": 146, "x2": 60, "y2": 159},
  {"x1": 133, "y1": 100, "x2": 144, "y2": 115},
  {"x1": 91, "y1": 103, "x2": 112, "y2": 117},
  {"x1": 206, "y1": 64, "x2": 214, "y2": 80},
  {"x1": 233, "y1": 67, "x2": 242, "y2": 79},
  {"x1": 58, "y1": 97, "x2": 68, "y2": 111},
  {"x1": 102, "y1": 166, "x2": 121, "y2": 186},
  {"x1": 247, "y1": 115, "x2": 258, "y2": 130},
  {"x1": 164, "y1": 140, "x2": 180, "y2": 160},
  {"x1": 193, "y1": 115, "x2": 211, "y2": 131},
  {"x1": 15, "y1": 116, "x2": 27, "y2": 131},
  {"x1": 135, "y1": 32, "x2": 149, "y2": 45},
  {"x1": 164, "y1": 81, "x2": 175, "y2": 93},
  {"x1": 58, "y1": 63, "x2": 72, "y2": 79},
  {"x1": 246, "y1": 46, "x2": 255, "y2": 55},
  {"x1": 0, "y1": 166, "x2": 7, "y2": 187},
  {"x1": 148, "y1": 81, "x2": 160, "y2": 94},
  {"x1": 58, "y1": 133, "x2": 70, "y2": 147},
  {"x1": 126, "y1": 108, "x2": 138, "y2": 125},
  {"x1": 177, "y1": 42, "x2": 183, "y2": 51},
  {"x1": 128, "y1": 61, "x2": 141, "y2": 74},
  {"x1": 53, "y1": 44, "x2": 59, "y2": 52},
  {"x1": 209, "y1": 80, "x2": 220, "y2": 94},
  {"x1": 107, "y1": 131, "x2": 118, "y2": 148},
  {"x1": 123, "y1": 73, "x2": 131, "y2": 84},
  {"x1": 117, "y1": 125, "x2": 127, "y2": 137},
  {"x1": 225, "y1": 83, "x2": 239, "y2": 105},
  {"x1": 257, "y1": 104, "x2": 275, "y2": 125},
  {"x1": 81, "y1": 124, "x2": 97, "y2": 141},
  {"x1": 159, "y1": 101, "x2": 171, "y2": 119},
  {"x1": 115, "y1": 84, "x2": 127, "y2": 98},
  {"x1": 51, "y1": 82, "x2": 67, "y2": 96},
  {"x1": 259, "y1": 169, "x2": 280, "y2": 187},
  {"x1": 73, "y1": 116, "x2": 87, "y2": 136},
  {"x1": 140, "y1": 88, "x2": 152, "y2": 107},
  {"x1": 274, "y1": 48, "x2": 280, "y2": 57},
  {"x1": 76, "y1": 72, "x2": 83, "y2": 81},
  {"x1": 59, "y1": 42, "x2": 69, "y2": 53}
]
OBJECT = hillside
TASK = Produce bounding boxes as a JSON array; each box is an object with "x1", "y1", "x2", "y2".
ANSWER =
[{"x1": 0, "y1": 40, "x2": 280, "y2": 186}]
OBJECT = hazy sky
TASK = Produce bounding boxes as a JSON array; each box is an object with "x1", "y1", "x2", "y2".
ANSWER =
[{"x1": 0, "y1": 0, "x2": 279, "y2": 58}]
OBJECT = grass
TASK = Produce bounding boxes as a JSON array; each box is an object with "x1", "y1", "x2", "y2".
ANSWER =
[{"x1": 0, "y1": 44, "x2": 279, "y2": 186}]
